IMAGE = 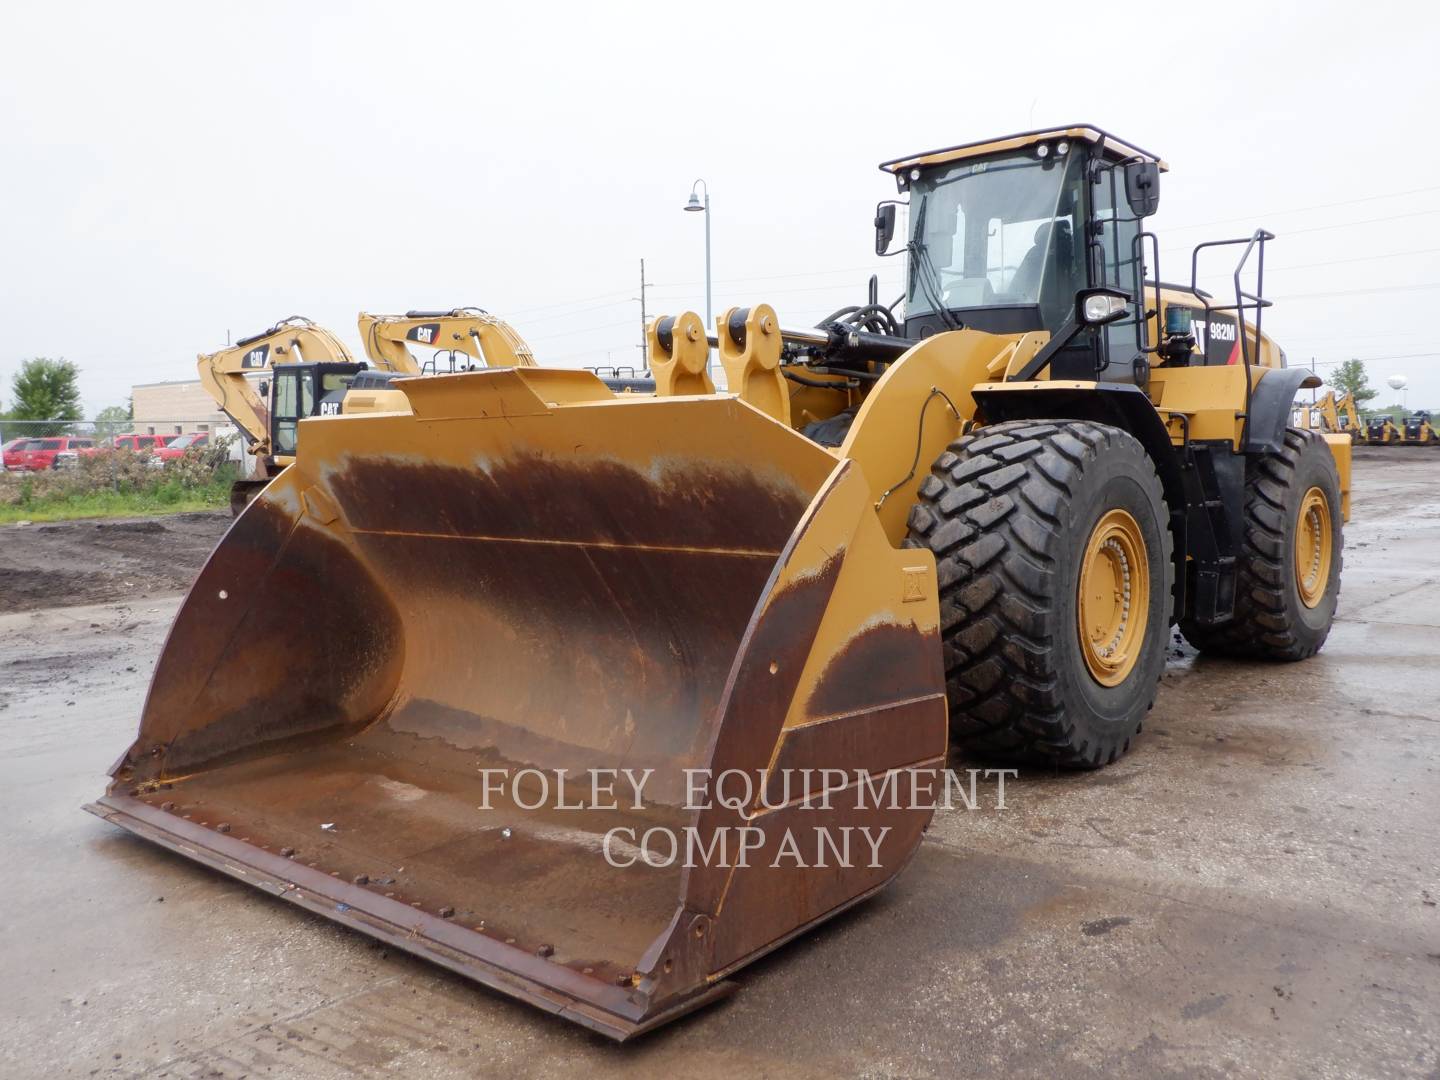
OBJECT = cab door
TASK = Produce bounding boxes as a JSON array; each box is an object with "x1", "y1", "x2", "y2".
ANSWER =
[
  {"x1": 1087, "y1": 159, "x2": 1146, "y2": 383},
  {"x1": 269, "y1": 367, "x2": 315, "y2": 458}
]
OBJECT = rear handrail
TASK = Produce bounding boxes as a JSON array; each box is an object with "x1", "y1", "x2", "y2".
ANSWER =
[{"x1": 1189, "y1": 229, "x2": 1274, "y2": 450}]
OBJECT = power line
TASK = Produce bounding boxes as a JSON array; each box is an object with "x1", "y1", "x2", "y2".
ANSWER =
[
  {"x1": 1283, "y1": 208, "x2": 1440, "y2": 236},
  {"x1": 1264, "y1": 247, "x2": 1440, "y2": 272},
  {"x1": 1159, "y1": 184, "x2": 1440, "y2": 233},
  {"x1": 524, "y1": 318, "x2": 635, "y2": 342},
  {"x1": 1309, "y1": 351, "x2": 1440, "y2": 366},
  {"x1": 645, "y1": 278, "x2": 903, "y2": 303},
  {"x1": 1273, "y1": 282, "x2": 1440, "y2": 301},
  {"x1": 660, "y1": 263, "x2": 896, "y2": 289},
  {"x1": 506, "y1": 288, "x2": 638, "y2": 318},
  {"x1": 506, "y1": 195, "x2": 1440, "y2": 337}
]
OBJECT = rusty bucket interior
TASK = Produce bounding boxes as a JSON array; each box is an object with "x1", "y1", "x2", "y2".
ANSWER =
[{"x1": 88, "y1": 369, "x2": 948, "y2": 1039}]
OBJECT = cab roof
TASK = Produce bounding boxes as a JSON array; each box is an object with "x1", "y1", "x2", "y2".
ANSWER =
[{"x1": 879, "y1": 125, "x2": 1168, "y2": 175}]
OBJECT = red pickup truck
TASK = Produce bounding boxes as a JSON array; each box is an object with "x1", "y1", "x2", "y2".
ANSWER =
[
  {"x1": 153, "y1": 431, "x2": 209, "y2": 464},
  {"x1": 2, "y1": 438, "x2": 34, "y2": 471},
  {"x1": 79, "y1": 433, "x2": 176, "y2": 460},
  {"x1": 3, "y1": 435, "x2": 95, "y2": 470}
]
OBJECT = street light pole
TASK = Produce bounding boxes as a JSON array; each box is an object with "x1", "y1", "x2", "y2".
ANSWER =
[{"x1": 684, "y1": 179, "x2": 712, "y2": 378}]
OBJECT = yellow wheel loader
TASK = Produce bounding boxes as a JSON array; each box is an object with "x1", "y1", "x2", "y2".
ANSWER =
[{"x1": 89, "y1": 126, "x2": 1349, "y2": 1040}]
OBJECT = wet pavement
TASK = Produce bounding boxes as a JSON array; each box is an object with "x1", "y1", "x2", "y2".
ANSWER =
[{"x1": 0, "y1": 449, "x2": 1436, "y2": 1078}]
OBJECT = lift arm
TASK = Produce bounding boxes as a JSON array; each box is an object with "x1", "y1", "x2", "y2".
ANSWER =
[
  {"x1": 358, "y1": 308, "x2": 537, "y2": 373},
  {"x1": 196, "y1": 316, "x2": 353, "y2": 458}
]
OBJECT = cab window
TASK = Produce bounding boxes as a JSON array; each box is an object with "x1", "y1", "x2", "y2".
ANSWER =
[{"x1": 272, "y1": 370, "x2": 315, "y2": 456}]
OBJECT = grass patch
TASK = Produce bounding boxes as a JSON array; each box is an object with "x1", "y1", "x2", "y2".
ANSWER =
[{"x1": 0, "y1": 464, "x2": 236, "y2": 523}]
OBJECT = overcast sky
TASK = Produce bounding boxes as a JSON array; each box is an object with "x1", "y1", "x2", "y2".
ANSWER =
[{"x1": 3, "y1": 0, "x2": 1438, "y2": 415}]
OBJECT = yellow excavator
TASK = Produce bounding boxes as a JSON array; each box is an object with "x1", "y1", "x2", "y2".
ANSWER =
[
  {"x1": 1302, "y1": 390, "x2": 1363, "y2": 443},
  {"x1": 197, "y1": 317, "x2": 373, "y2": 512},
  {"x1": 92, "y1": 126, "x2": 1350, "y2": 1040},
  {"x1": 202, "y1": 310, "x2": 536, "y2": 511},
  {"x1": 1336, "y1": 391, "x2": 1363, "y2": 441},
  {"x1": 359, "y1": 307, "x2": 536, "y2": 372}
]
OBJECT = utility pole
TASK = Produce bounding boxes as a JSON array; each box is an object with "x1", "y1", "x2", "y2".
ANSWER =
[{"x1": 636, "y1": 258, "x2": 649, "y2": 372}]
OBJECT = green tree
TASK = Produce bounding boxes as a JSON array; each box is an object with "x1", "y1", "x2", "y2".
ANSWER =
[
  {"x1": 93, "y1": 404, "x2": 132, "y2": 440},
  {"x1": 1326, "y1": 358, "x2": 1378, "y2": 411},
  {"x1": 9, "y1": 358, "x2": 83, "y2": 436}
]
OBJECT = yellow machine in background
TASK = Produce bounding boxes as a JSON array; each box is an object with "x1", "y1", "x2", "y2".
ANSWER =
[
  {"x1": 1401, "y1": 411, "x2": 1438, "y2": 445},
  {"x1": 93, "y1": 126, "x2": 1349, "y2": 1040},
  {"x1": 197, "y1": 316, "x2": 371, "y2": 511},
  {"x1": 359, "y1": 307, "x2": 536, "y2": 372},
  {"x1": 200, "y1": 309, "x2": 537, "y2": 511},
  {"x1": 1337, "y1": 391, "x2": 1363, "y2": 440},
  {"x1": 1366, "y1": 413, "x2": 1400, "y2": 445}
]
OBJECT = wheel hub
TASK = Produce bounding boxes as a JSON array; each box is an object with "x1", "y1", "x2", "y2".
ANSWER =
[
  {"x1": 1078, "y1": 508, "x2": 1150, "y2": 687},
  {"x1": 1295, "y1": 486, "x2": 1333, "y2": 609}
]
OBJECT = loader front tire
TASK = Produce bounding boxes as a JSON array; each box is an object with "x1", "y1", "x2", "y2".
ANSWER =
[
  {"x1": 1180, "y1": 428, "x2": 1342, "y2": 660},
  {"x1": 904, "y1": 420, "x2": 1173, "y2": 768}
]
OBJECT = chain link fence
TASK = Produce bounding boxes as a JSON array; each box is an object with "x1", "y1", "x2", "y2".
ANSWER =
[{"x1": 2, "y1": 419, "x2": 245, "y2": 516}]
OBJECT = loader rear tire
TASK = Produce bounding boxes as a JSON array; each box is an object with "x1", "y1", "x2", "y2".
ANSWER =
[
  {"x1": 1180, "y1": 428, "x2": 1342, "y2": 660},
  {"x1": 904, "y1": 420, "x2": 1173, "y2": 768}
]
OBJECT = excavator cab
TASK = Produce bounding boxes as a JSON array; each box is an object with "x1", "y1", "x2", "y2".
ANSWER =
[{"x1": 269, "y1": 362, "x2": 368, "y2": 455}]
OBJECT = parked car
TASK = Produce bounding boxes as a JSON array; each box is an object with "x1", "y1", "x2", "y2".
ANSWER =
[
  {"x1": 153, "y1": 431, "x2": 210, "y2": 465},
  {"x1": 2, "y1": 438, "x2": 39, "y2": 471},
  {"x1": 4, "y1": 435, "x2": 95, "y2": 470},
  {"x1": 79, "y1": 433, "x2": 175, "y2": 459}
]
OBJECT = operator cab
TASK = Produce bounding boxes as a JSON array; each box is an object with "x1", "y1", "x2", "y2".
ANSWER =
[
  {"x1": 879, "y1": 126, "x2": 1165, "y2": 386},
  {"x1": 267, "y1": 361, "x2": 368, "y2": 457}
]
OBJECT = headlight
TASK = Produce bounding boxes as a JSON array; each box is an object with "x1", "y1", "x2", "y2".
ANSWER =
[{"x1": 1079, "y1": 290, "x2": 1131, "y2": 325}]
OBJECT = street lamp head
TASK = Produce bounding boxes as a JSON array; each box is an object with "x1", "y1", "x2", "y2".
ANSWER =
[{"x1": 684, "y1": 192, "x2": 704, "y2": 212}]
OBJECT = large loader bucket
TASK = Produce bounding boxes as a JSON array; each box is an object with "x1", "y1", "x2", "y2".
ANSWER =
[{"x1": 86, "y1": 368, "x2": 947, "y2": 1039}]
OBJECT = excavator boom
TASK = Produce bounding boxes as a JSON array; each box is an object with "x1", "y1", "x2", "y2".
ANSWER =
[
  {"x1": 358, "y1": 308, "x2": 536, "y2": 373},
  {"x1": 197, "y1": 316, "x2": 354, "y2": 458}
]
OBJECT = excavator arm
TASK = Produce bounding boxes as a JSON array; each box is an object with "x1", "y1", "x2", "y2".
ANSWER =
[
  {"x1": 1337, "y1": 391, "x2": 1362, "y2": 437},
  {"x1": 358, "y1": 308, "x2": 536, "y2": 373},
  {"x1": 196, "y1": 316, "x2": 354, "y2": 459}
]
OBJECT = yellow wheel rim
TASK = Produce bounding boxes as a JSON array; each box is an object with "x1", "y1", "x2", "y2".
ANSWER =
[
  {"x1": 1295, "y1": 486, "x2": 1333, "y2": 609},
  {"x1": 1077, "y1": 508, "x2": 1151, "y2": 687}
]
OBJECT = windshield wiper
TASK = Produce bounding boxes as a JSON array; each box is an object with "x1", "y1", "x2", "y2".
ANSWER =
[
  {"x1": 910, "y1": 238, "x2": 962, "y2": 330},
  {"x1": 907, "y1": 197, "x2": 961, "y2": 331}
]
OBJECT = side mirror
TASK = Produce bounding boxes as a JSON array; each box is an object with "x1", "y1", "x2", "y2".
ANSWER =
[
  {"x1": 1078, "y1": 287, "x2": 1131, "y2": 326},
  {"x1": 1124, "y1": 161, "x2": 1161, "y2": 217},
  {"x1": 874, "y1": 203, "x2": 898, "y2": 256}
]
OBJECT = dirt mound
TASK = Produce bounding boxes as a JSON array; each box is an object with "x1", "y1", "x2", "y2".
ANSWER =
[{"x1": 0, "y1": 511, "x2": 230, "y2": 612}]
